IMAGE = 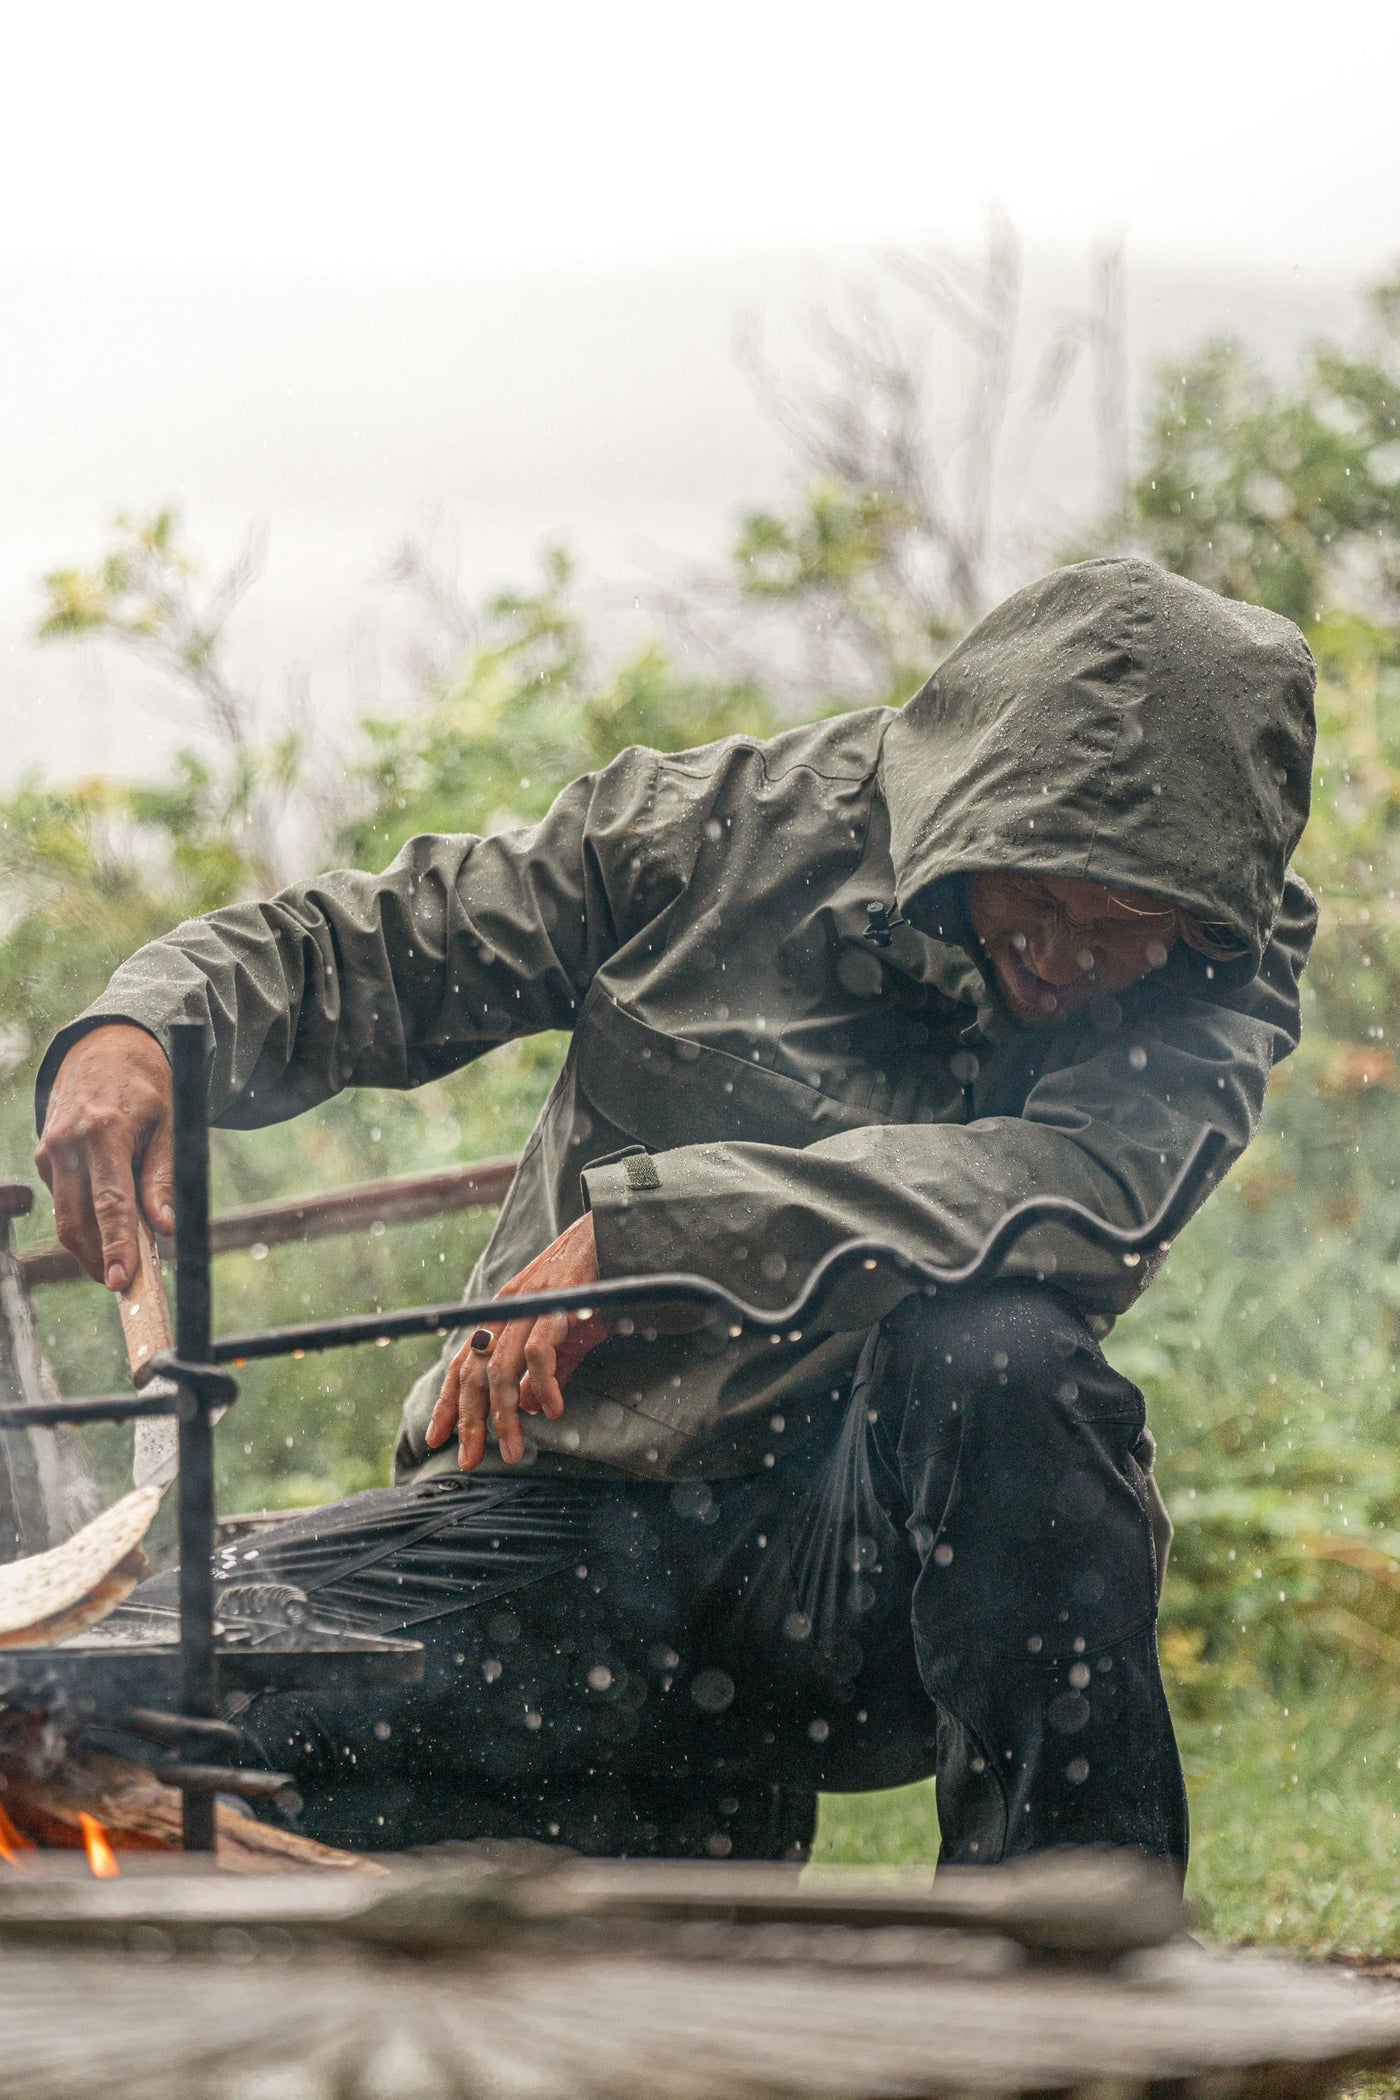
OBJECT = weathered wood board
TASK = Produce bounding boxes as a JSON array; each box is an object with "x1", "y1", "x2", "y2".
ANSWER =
[
  {"x1": 0, "y1": 1185, "x2": 102, "y2": 1561},
  {"x1": 0, "y1": 1852, "x2": 1397, "y2": 2100}
]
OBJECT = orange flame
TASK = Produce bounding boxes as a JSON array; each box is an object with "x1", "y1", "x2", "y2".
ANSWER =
[
  {"x1": 79, "y1": 1812, "x2": 120, "y2": 1878},
  {"x1": 0, "y1": 1799, "x2": 35, "y2": 1865}
]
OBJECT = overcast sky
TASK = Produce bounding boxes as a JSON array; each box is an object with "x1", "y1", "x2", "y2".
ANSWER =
[
  {"x1": 3, "y1": 0, "x2": 1397, "y2": 277},
  {"x1": 2, "y1": 2, "x2": 1396, "y2": 786}
]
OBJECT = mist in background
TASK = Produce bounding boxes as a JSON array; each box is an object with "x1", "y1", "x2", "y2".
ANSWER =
[
  {"x1": 8, "y1": 0, "x2": 1400, "y2": 1939},
  {"x1": 1, "y1": 0, "x2": 1394, "y2": 780}
]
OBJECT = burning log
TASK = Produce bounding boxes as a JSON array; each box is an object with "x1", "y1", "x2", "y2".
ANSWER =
[{"x1": 0, "y1": 1712, "x2": 376, "y2": 1874}]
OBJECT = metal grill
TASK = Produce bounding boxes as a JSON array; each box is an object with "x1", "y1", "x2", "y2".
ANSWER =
[{"x1": 0, "y1": 1017, "x2": 1225, "y2": 1850}]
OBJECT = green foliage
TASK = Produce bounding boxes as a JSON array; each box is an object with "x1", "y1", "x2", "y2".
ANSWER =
[
  {"x1": 2, "y1": 524, "x2": 778, "y2": 1510},
  {"x1": 816, "y1": 1682, "x2": 1400, "y2": 1957},
  {"x1": 7, "y1": 265, "x2": 1400, "y2": 1881},
  {"x1": 733, "y1": 481, "x2": 949, "y2": 701},
  {"x1": 1128, "y1": 278, "x2": 1400, "y2": 628},
  {"x1": 1102, "y1": 310, "x2": 1400, "y2": 1710},
  {"x1": 341, "y1": 548, "x2": 774, "y2": 871}
]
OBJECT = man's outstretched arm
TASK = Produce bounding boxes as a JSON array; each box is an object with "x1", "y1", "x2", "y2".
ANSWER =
[{"x1": 33, "y1": 748, "x2": 673, "y2": 1293}]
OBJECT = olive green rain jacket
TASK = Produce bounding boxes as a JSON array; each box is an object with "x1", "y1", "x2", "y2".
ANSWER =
[{"x1": 39, "y1": 558, "x2": 1317, "y2": 1485}]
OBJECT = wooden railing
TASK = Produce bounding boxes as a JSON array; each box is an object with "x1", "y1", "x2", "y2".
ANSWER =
[{"x1": 19, "y1": 1157, "x2": 520, "y2": 1291}]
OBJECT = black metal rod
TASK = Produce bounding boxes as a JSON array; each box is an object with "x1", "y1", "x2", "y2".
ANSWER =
[
  {"x1": 0, "y1": 1391, "x2": 182, "y2": 1430},
  {"x1": 171, "y1": 1021, "x2": 218, "y2": 1853},
  {"x1": 156, "y1": 1764, "x2": 296, "y2": 1802},
  {"x1": 211, "y1": 1127, "x2": 1228, "y2": 1367},
  {"x1": 115, "y1": 1708, "x2": 245, "y2": 1751}
]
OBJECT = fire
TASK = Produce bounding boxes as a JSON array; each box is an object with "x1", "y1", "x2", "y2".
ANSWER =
[
  {"x1": 0, "y1": 1798, "x2": 35, "y2": 1865},
  {"x1": 79, "y1": 1811, "x2": 120, "y2": 1878}
]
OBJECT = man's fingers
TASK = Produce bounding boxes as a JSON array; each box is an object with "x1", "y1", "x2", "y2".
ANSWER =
[
  {"x1": 522, "y1": 1314, "x2": 571, "y2": 1420},
  {"x1": 458, "y1": 1332, "x2": 497, "y2": 1470},
  {"x1": 87, "y1": 1131, "x2": 143, "y2": 1292},
  {"x1": 426, "y1": 1339, "x2": 491, "y2": 1471},
  {"x1": 487, "y1": 1324, "x2": 532, "y2": 1465},
  {"x1": 425, "y1": 1349, "x2": 462, "y2": 1450},
  {"x1": 46, "y1": 1158, "x2": 107, "y2": 1287},
  {"x1": 137, "y1": 1122, "x2": 176, "y2": 1239},
  {"x1": 431, "y1": 1294, "x2": 595, "y2": 1470}
]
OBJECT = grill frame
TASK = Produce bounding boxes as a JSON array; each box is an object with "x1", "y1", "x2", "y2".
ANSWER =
[{"x1": 0, "y1": 1017, "x2": 1224, "y2": 1851}]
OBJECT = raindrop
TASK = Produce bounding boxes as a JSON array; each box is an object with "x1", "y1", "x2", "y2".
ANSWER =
[
  {"x1": 1047, "y1": 1692, "x2": 1091, "y2": 1733},
  {"x1": 1127, "y1": 1044, "x2": 1148, "y2": 1070},
  {"x1": 807, "y1": 1718, "x2": 830, "y2": 1742},
  {"x1": 1065, "y1": 1758, "x2": 1090, "y2": 1784},
  {"x1": 691, "y1": 1668, "x2": 736, "y2": 1713}
]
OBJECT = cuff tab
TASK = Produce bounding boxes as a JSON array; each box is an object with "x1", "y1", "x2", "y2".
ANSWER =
[{"x1": 622, "y1": 1152, "x2": 661, "y2": 1191}]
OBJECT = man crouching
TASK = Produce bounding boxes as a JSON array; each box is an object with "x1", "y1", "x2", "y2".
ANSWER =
[{"x1": 35, "y1": 558, "x2": 1316, "y2": 1865}]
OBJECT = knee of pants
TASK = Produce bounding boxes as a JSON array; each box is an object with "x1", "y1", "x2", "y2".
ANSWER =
[
  {"x1": 880, "y1": 1280, "x2": 1100, "y2": 1400},
  {"x1": 876, "y1": 1281, "x2": 1145, "y2": 1476}
]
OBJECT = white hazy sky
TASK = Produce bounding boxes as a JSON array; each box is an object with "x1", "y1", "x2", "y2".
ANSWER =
[
  {"x1": 2, "y1": 0, "x2": 1397, "y2": 276},
  {"x1": 2, "y1": 1, "x2": 1395, "y2": 787}
]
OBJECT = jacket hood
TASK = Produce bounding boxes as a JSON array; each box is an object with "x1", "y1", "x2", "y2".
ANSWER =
[{"x1": 882, "y1": 557, "x2": 1316, "y2": 990}]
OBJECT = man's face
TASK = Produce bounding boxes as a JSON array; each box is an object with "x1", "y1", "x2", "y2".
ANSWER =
[{"x1": 966, "y1": 871, "x2": 1180, "y2": 1023}]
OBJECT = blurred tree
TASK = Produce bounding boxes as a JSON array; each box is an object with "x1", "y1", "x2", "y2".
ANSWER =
[
  {"x1": 695, "y1": 216, "x2": 1128, "y2": 708},
  {"x1": 37, "y1": 511, "x2": 303, "y2": 888},
  {"x1": 8, "y1": 253, "x2": 1400, "y2": 1671},
  {"x1": 1125, "y1": 276, "x2": 1400, "y2": 628},
  {"x1": 4, "y1": 523, "x2": 779, "y2": 1508},
  {"x1": 1102, "y1": 288, "x2": 1400, "y2": 1702},
  {"x1": 342, "y1": 544, "x2": 774, "y2": 869}
]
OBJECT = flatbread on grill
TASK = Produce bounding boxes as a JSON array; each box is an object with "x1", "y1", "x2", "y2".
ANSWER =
[{"x1": 0, "y1": 1485, "x2": 161, "y2": 1648}]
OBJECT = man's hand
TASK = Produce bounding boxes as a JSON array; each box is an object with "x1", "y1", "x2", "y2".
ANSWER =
[
  {"x1": 426, "y1": 1213, "x2": 604, "y2": 1471},
  {"x1": 34, "y1": 1024, "x2": 175, "y2": 1292}
]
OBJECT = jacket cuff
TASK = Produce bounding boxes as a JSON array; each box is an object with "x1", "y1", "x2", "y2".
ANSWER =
[
  {"x1": 582, "y1": 1151, "x2": 699, "y2": 1281},
  {"x1": 34, "y1": 1007, "x2": 172, "y2": 1135},
  {"x1": 581, "y1": 1144, "x2": 785, "y2": 1307}
]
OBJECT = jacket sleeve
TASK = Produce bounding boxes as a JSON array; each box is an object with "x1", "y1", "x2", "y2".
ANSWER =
[
  {"x1": 35, "y1": 750, "x2": 667, "y2": 1132},
  {"x1": 582, "y1": 872, "x2": 1317, "y2": 1324}
]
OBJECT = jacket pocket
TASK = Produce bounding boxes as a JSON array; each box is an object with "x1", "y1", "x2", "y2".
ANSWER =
[{"x1": 574, "y1": 983, "x2": 887, "y2": 1156}]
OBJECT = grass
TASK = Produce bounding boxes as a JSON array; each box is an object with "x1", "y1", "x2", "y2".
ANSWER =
[{"x1": 815, "y1": 1675, "x2": 1400, "y2": 1959}]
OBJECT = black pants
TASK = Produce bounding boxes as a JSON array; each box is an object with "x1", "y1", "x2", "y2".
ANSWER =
[{"x1": 152, "y1": 1284, "x2": 1186, "y2": 1864}]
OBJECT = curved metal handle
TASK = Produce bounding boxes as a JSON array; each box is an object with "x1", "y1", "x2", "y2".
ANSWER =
[{"x1": 212, "y1": 1127, "x2": 1229, "y2": 1366}]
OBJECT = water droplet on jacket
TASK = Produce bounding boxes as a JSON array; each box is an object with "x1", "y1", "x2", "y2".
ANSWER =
[{"x1": 691, "y1": 1668, "x2": 736, "y2": 1713}]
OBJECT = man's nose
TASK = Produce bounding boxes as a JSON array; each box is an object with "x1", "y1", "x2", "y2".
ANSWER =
[{"x1": 1024, "y1": 922, "x2": 1088, "y2": 986}]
